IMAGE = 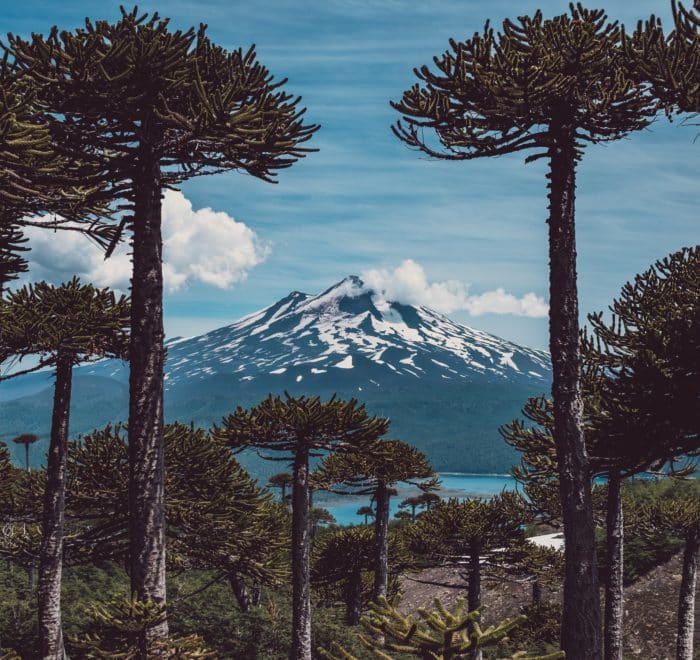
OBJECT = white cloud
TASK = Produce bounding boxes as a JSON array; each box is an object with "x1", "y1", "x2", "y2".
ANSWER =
[
  {"x1": 21, "y1": 190, "x2": 269, "y2": 293},
  {"x1": 361, "y1": 259, "x2": 548, "y2": 318}
]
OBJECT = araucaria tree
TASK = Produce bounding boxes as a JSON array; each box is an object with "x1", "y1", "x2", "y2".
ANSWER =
[
  {"x1": 391, "y1": 6, "x2": 657, "y2": 656},
  {"x1": 0, "y1": 279, "x2": 129, "y2": 658},
  {"x1": 7, "y1": 8, "x2": 318, "y2": 642},
  {"x1": 315, "y1": 439, "x2": 436, "y2": 600},
  {"x1": 640, "y1": 488, "x2": 700, "y2": 660},
  {"x1": 214, "y1": 394, "x2": 389, "y2": 660},
  {"x1": 0, "y1": 63, "x2": 113, "y2": 297}
]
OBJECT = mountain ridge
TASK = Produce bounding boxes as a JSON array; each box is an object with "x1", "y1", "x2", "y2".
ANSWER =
[{"x1": 0, "y1": 276, "x2": 551, "y2": 474}]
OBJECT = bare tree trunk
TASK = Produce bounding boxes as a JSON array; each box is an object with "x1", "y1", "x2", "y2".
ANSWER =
[
  {"x1": 532, "y1": 578, "x2": 542, "y2": 606},
  {"x1": 229, "y1": 574, "x2": 252, "y2": 613},
  {"x1": 38, "y1": 352, "x2": 72, "y2": 659},
  {"x1": 547, "y1": 113, "x2": 601, "y2": 660},
  {"x1": 345, "y1": 568, "x2": 363, "y2": 626},
  {"x1": 604, "y1": 471, "x2": 624, "y2": 660},
  {"x1": 290, "y1": 448, "x2": 311, "y2": 660},
  {"x1": 467, "y1": 547, "x2": 482, "y2": 660},
  {"x1": 128, "y1": 133, "x2": 168, "y2": 649},
  {"x1": 676, "y1": 532, "x2": 698, "y2": 660},
  {"x1": 373, "y1": 481, "x2": 390, "y2": 602}
]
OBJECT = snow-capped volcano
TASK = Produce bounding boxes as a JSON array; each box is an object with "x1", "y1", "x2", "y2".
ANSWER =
[
  {"x1": 149, "y1": 275, "x2": 549, "y2": 388},
  {"x1": 1, "y1": 277, "x2": 551, "y2": 473}
]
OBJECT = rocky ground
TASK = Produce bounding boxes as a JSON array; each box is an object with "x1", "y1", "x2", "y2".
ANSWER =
[{"x1": 398, "y1": 552, "x2": 699, "y2": 659}]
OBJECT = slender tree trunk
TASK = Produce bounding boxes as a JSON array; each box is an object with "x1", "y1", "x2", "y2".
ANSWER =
[
  {"x1": 229, "y1": 574, "x2": 252, "y2": 613},
  {"x1": 532, "y1": 578, "x2": 542, "y2": 606},
  {"x1": 38, "y1": 353, "x2": 72, "y2": 659},
  {"x1": 676, "y1": 532, "x2": 698, "y2": 660},
  {"x1": 373, "y1": 482, "x2": 390, "y2": 602},
  {"x1": 467, "y1": 547, "x2": 482, "y2": 660},
  {"x1": 604, "y1": 471, "x2": 624, "y2": 660},
  {"x1": 25, "y1": 443, "x2": 30, "y2": 471},
  {"x1": 547, "y1": 114, "x2": 601, "y2": 659},
  {"x1": 290, "y1": 448, "x2": 311, "y2": 660},
  {"x1": 128, "y1": 132, "x2": 168, "y2": 648},
  {"x1": 345, "y1": 568, "x2": 363, "y2": 626}
]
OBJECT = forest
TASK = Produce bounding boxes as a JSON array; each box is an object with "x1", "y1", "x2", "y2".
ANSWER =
[{"x1": 0, "y1": 1, "x2": 698, "y2": 659}]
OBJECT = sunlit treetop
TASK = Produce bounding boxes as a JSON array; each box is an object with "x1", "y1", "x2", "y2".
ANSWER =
[{"x1": 391, "y1": 3, "x2": 657, "y2": 163}]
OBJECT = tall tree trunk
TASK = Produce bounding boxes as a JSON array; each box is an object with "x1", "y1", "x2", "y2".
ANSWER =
[
  {"x1": 290, "y1": 448, "x2": 311, "y2": 660},
  {"x1": 532, "y1": 578, "x2": 542, "y2": 606},
  {"x1": 25, "y1": 443, "x2": 30, "y2": 471},
  {"x1": 128, "y1": 133, "x2": 168, "y2": 648},
  {"x1": 229, "y1": 574, "x2": 252, "y2": 613},
  {"x1": 676, "y1": 532, "x2": 698, "y2": 660},
  {"x1": 547, "y1": 114, "x2": 601, "y2": 659},
  {"x1": 345, "y1": 568, "x2": 363, "y2": 626},
  {"x1": 373, "y1": 481, "x2": 390, "y2": 602},
  {"x1": 38, "y1": 352, "x2": 72, "y2": 659},
  {"x1": 604, "y1": 471, "x2": 624, "y2": 660},
  {"x1": 467, "y1": 547, "x2": 482, "y2": 660}
]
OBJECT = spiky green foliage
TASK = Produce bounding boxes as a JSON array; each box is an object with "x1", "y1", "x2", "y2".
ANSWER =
[
  {"x1": 0, "y1": 62, "x2": 114, "y2": 292},
  {"x1": 6, "y1": 5, "x2": 318, "y2": 241},
  {"x1": 2, "y1": 424, "x2": 289, "y2": 586},
  {"x1": 215, "y1": 394, "x2": 390, "y2": 458},
  {"x1": 68, "y1": 596, "x2": 216, "y2": 658},
  {"x1": 312, "y1": 527, "x2": 410, "y2": 617},
  {"x1": 392, "y1": 4, "x2": 656, "y2": 162},
  {"x1": 584, "y1": 246, "x2": 700, "y2": 469},
  {"x1": 269, "y1": 472, "x2": 293, "y2": 502},
  {"x1": 405, "y1": 493, "x2": 530, "y2": 568},
  {"x1": 315, "y1": 440, "x2": 436, "y2": 497},
  {"x1": 318, "y1": 596, "x2": 565, "y2": 660},
  {"x1": 627, "y1": 1, "x2": 699, "y2": 114},
  {"x1": 0, "y1": 278, "x2": 129, "y2": 372},
  {"x1": 639, "y1": 485, "x2": 700, "y2": 546}
]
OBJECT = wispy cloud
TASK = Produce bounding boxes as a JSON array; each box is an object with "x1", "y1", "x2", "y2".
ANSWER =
[{"x1": 361, "y1": 259, "x2": 548, "y2": 317}]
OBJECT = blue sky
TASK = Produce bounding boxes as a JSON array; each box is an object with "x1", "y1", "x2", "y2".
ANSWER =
[{"x1": 6, "y1": 0, "x2": 699, "y2": 349}]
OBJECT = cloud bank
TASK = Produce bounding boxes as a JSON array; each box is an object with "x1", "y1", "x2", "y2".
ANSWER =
[
  {"x1": 361, "y1": 259, "x2": 548, "y2": 318},
  {"x1": 22, "y1": 191, "x2": 269, "y2": 293}
]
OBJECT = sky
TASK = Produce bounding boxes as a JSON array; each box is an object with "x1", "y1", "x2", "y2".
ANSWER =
[{"x1": 5, "y1": 0, "x2": 699, "y2": 350}]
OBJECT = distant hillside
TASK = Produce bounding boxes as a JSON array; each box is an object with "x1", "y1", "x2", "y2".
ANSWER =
[{"x1": 0, "y1": 276, "x2": 551, "y2": 475}]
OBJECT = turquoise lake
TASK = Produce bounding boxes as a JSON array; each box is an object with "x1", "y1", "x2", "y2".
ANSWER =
[{"x1": 323, "y1": 473, "x2": 516, "y2": 526}]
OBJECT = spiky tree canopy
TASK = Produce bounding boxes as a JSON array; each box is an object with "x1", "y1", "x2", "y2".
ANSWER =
[
  {"x1": 6, "y1": 6, "x2": 318, "y2": 225},
  {"x1": 0, "y1": 64, "x2": 115, "y2": 289},
  {"x1": 392, "y1": 4, "x2": 655, "y2": 163},
  {"x1": 214, "y1": 393, "x2": 390, "y2": 459},
  {"x1": 2, "y1": 424, "x2": 289, "y2": 585},
  {"x1": 585, "y1": 246, "x2": 700, "y2": 467},
  {"x1": 627, "y1": 1, "x2": 699, "y2": 114},
  {"x1": 0, "y1": 278, "x2": 129, "y2": 370},
  {"x1": 405, "y1": 493, "x2": 530, "y2": 563},
  {"x1": 314, "y1": 439, "x2": 436, "y2": 495}
]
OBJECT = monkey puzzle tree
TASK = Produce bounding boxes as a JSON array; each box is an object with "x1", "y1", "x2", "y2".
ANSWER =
[
  {"x1": 639, "y1": 488, "x2": 700, "y2": 660},
  {"x1": 0, "y1": 278, "x2": 129, "y2": 658},
  {"x1": 312, "y1": 526, "x2": 410, "y2": 626},
  {"x1": 7, "y1": 9, "x2": 318, "y2": 637},
  {"x1": 269, "y1": 472, "x2": 294, "y2": 503},
  {"x1": 356, "y1": 506, "x2": 375, "y2": 525},
  {"x1": 391, "y1": 7, "x2": 658, "y2": 656},
  {"x1": 11, "y1": 434, "x2": 39, "y2": 472},
  {"x1": 0, "y1": 61, "x2": 115, "y2": 298},
  {"x1": 315, "y1": 439, "x2": 436, "y2": 600},
  {"x1": 405, "y1": 493, "x2": 531, "y2": 660},
  {"x1": 214, "y1": 393, "x2": 389, "y2": 660},
  {"x1": 627, "y1": 1, "x2": 699, "y2": 116}
]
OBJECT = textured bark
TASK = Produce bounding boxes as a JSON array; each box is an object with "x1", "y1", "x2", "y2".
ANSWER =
[
  {"x1": 38, "y1": 352, "x2": 72, "y2": 659},
  {"x1": 547, "y1": 113, "x2": 601, "y2": 660},
  {"x1": 373, "y1": 481, "x2": 390, "y2": 601},
  {"x1": 128, "y1": 134, "x2": 168, "y2": 647},
  {"x1": 676, "y1": 533, "x2": 698, "y2": 660},
  {"x1": 345, "y1": 568, "x2": 363, "y2": 626},
  {"x1": 229, "y1": 574, "x2": 252, "y2": 613},
  {"x1": 604, "y1": 472, "x2": 624, "y2": 660},
  {"x1": 290, "y1": 448, "x2": 312, "y2": 660},
  {"x1": 467, "y1": 547, "x2": 482, "y2": 660}
]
